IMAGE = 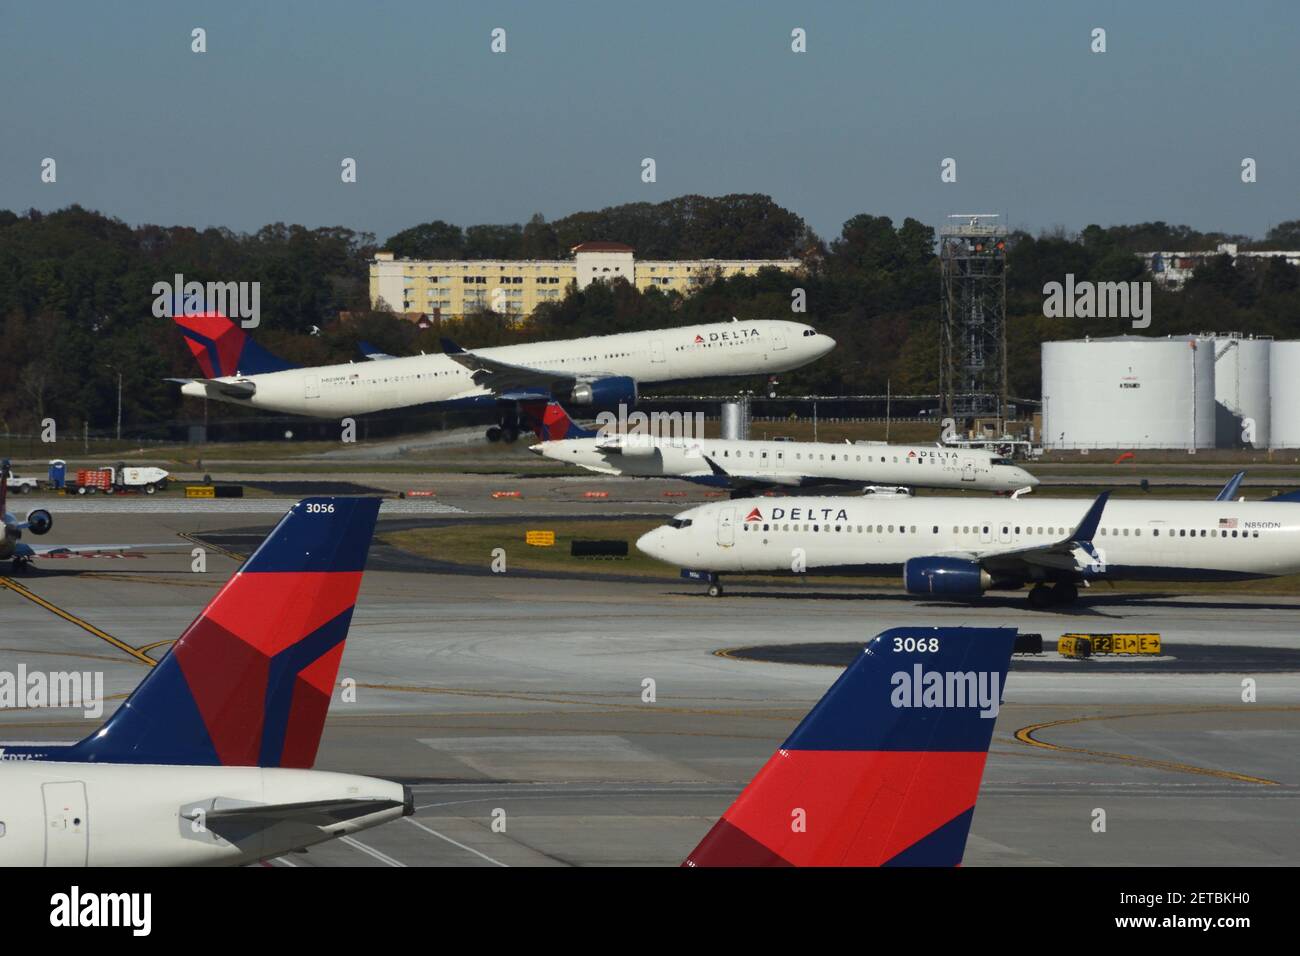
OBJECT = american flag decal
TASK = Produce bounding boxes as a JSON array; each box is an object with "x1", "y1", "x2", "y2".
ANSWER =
[{"x1": 1219, "y1": 517, "x2": 1238, "y2": 529}]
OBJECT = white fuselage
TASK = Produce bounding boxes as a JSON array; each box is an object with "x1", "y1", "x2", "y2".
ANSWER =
[
  {"x1": 180, "y1": 320, "x2": 835, "y2": 418},
  {"x1": 0, "y1": 760, "x2": 406, "y2": 866},
  {"x1": 636, "y1": 495, "x2": 1300, "y2": 582},
  {"x1": 536, "y1": 435, "x2": 1038, "y2": 492}
]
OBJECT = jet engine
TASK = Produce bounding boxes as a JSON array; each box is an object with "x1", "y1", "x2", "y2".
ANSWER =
[
  {"x1": 903, "y1": 557, "x2": 991, "y2": 596},
  {"x1": 569, "y1": 376, "x2": 638, "y2": 409},
  {"x1": 25, "y1": 509, "x2": 52, "y2": 535}
]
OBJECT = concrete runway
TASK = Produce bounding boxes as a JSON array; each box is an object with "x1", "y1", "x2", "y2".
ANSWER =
[{"x1": 2, "y1": 501, "x2": 1297, "y2": 866}]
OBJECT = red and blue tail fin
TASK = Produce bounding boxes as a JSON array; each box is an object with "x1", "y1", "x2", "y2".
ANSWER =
[
  {"x1": 521, "y1": 400, "x2": 599, "y2": 441},
  {"x1": 172, "y1": 311, "x2": 298, "y2": 377},
  {"x1": 65, "y1": 497, "x2": 380, "y2": 768},
  {"x1": 684, "y1": 626, "x2": 1017, "y2": 867}
]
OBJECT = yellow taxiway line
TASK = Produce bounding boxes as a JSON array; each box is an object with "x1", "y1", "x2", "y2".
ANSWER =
[{"x1": 0, "y1": 576, "x2": 157, "y2": 668}]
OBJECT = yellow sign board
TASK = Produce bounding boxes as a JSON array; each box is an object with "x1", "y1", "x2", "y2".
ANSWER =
[
  {"x1": 525, "y1": 530, "x2": 555, "y2": 547},
  {"x1": 1060, "y1": 633, "x2": 1162, "y2": 656},
  {"x1": 185, "y1": 485, "x2": 216, "y2": 499}
]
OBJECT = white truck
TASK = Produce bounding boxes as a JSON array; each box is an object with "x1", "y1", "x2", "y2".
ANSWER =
[
  {"x1": 74, "y1": 465, "x2": 171, "y2": 495},
  {"x1": 3, "y1": 471, "x2": 40, "y2": 494}
]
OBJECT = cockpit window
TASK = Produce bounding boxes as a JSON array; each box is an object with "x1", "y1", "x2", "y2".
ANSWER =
[
  {"x1": 991, "y1": 457, "x2": 1013, "y2": 466},
  {"x1": 666, "y1": 518, "x2": 693, "y2": 529},
  {"x1": 802, "y1": 328, "x2": 818, "y2": 336}
]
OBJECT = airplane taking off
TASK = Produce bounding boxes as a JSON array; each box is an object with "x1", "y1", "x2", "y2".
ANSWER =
[
  {"x1": 524, "y1": 401, "x2": 1038, "y2": 494},
  {"x1": 637, "y1": 487, "x2": 1300, "y2": 607},
  {"x1": 685, "y1": 626, "x2": 1017, "y2": 866},
  {"x1": 168, "y1": 312, "x2": 835, "y2": 442},
  {"x1": 0, "y1": 496, "x2": 414, "y2": 866}
]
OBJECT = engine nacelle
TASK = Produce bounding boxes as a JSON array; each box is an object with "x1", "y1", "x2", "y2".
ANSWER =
[
  {"x1": 24, "y1": 509, "x2": 52, "y2": 535},
  {"x1": 569, "y1": 376, "x2": 638, "y2": 409},
  {"x1": 904, "y1": 557, "x2": 990, "y2": 596}
]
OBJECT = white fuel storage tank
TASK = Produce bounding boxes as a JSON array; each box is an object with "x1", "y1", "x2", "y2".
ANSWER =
[
  {"x1": 1042, "y1": 335, "x2": 1216, "y2": 449},
  {"x1": 1199, "y1": 333, "x2": 1271, "y2": 448},
  {"x1": 1269, "y1": 341, "x2": 1300, "y2": 448}
]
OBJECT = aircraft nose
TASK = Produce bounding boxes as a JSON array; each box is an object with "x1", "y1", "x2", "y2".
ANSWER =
[
  {"x1": 818, "y1": 334, "x2": 836, "y2": 357},
  {"x1": 636, "y1": 527, "x2": 668, "y2": 560},
  {"x1": 1018, "y1": 469, "x2": 1040, "y2": 487},
  {"x1": 528, "y1": 443, "x2": 545, "y2": 456}
]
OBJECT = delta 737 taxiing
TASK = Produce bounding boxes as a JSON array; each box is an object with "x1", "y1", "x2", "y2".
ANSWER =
[{"x1": 637, "y1": 486, "x2": 1300, "y2": 606}]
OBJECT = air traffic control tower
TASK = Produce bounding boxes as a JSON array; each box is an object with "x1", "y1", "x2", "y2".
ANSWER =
[{"x1": 939, "y1": 214, "x2": 1009, "y2": 432}]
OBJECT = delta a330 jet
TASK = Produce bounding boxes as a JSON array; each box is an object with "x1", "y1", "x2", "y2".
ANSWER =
[
  {"x1": 637, "y1": 487, "x2": 1300, "y2": 607},
  {"x1": 524, "y1": 401, "x2": 1038, "y2": 495},
  {"x1": 168, "y1": 312, "x2": 834, "y2": 442}
]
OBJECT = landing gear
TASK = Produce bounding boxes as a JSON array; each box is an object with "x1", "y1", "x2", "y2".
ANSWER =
[
  {"x1": 707, "y1": 582, "x2": 724, "y2": 598},
  {"x1": 10, "y1": 557, "x2": 29, "y2": 573},
  {"x1": 1052, "y1": 582, "x2": 1078, "y2": 605},
  {"x1": 1027, "y1": 581, "x2": 1079, "y2": 609}
]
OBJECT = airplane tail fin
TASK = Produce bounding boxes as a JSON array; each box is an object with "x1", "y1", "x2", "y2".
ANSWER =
[
  {"x1": 171, "y1": 311, "x2": 299, "y2": 377},
  {"x1": 67, "y1": 497, "x2": 381, "y2": 768},
  {"x1": 684, "y1": 626, "x2": 1017, "y2": 867},
  {"x1": 521, "y1": 400, "x2": 599, "y2": 441}
]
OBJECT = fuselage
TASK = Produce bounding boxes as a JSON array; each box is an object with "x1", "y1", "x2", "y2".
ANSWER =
[
  {"x1": 180, "y1": 320, "x2": 835, "y2": 418},
  {"x1": 0, "y1": 759, "x2": 407, "y2": 866},
  {"x1": 536, "y1": 435, "x2": 1038, "y2": 492},
  {"x1": 636, "y1": 495, "x2": 1300, "y2": 582}
]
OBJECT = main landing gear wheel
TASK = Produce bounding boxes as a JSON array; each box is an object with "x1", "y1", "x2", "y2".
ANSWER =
[
  {"x1": 1052, "y1": 582, "x2": 1079, "y2": 605},
  {"x1": 707, "y1": 583, "x2": 724, "y2": 598},
  {"x1": 1027, "y1": 585, "x2": 1052, "y2": 610},
  {"x1": 501, "y1": 426, "x2": 519, "y2": 443},
  {"x1": 486, "y1": 426, "x2": 503, "y2": 443}
]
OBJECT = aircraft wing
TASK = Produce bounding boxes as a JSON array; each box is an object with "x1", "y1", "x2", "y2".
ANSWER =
[
  {"x1": 440, "y1": 338, "x2": 574, "y2": 399},
  {"x1": 1215, "y1": 471, "x2": 1246, "y2": 501},
  {"x1": 166, "y1": 377, "x2": 257, "y2": 399},
  {"x1": 18, "y1": 542, "x2": 189, "y2": 558},
  {"x1": 937, "y1": 492, "x2": 1110, "y2": 574},
  {"x1": 197, "y1": 797, "x2": 406, "y2": 846},
  {"x1": 358, "y1": 341, "x2": 397, "y2": 361},
  {"x1": 701, "y1": 455, "x2": 805, "y2": 490}
]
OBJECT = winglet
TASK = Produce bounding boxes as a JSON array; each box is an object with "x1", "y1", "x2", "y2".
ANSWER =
[
  {"x1": 440, "y1": 337, "x2": 466, "y2": 355},
  {"x1": 1215, "y1": 471, "x2": 1246, "y2": 502},
  {"x1": 1070, "y1": 492, "x2": 1109, "y2": 545},
  {"x1": 684, "y1": 626, "x2": 1017, "y2": 867},
  {"x1": 703, "y1": 455, "x2": 729, "y2": 479}
]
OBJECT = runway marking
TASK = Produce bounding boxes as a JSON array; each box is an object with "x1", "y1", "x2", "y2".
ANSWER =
[
  {"x1": 404, "y1": 817, "x2": 508, "y2": 867},
  {"x1": 0, "y1": 577, "x2": 156, "y2": 667},
  {"x1": 339, "y1": 835, "x2": 407, "y2": 867},
  {"x1": 1013, "y1": 708, "x2": 1294, "y2": 786},
  {"x1": 137, "y1": 640, "x2": 176, "y2": 655}
]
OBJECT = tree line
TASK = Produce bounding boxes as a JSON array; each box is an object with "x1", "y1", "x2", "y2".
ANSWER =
[{"x1": 1, "y1": 199, "x2": 1298, "y2": 435}]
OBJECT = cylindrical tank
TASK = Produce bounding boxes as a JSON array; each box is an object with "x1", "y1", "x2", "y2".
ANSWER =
[
  {"x1": 720, "y1": 399, "x2": 750, "y2": 440},
  {"x1": 1042, "y1": 335, "x2": 1215, "y2": 449},
  {"x1": 1269, "y1": 342, "x2": 1300, "y2": 448},
  {"x1": 1201, "y1": 334, "x2": 1271, "y2": 448}
]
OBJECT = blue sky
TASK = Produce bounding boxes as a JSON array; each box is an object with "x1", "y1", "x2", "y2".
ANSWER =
[{"x1": 2, "y1": 0, "x2": 1297, "y2": 243}]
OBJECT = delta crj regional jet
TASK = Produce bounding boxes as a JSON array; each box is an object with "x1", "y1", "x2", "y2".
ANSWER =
[
  {"x1": 524, "y1": 401, "x2": 1038, "y2": 494},
  {"x1": 636, "y1": 485, "x2": 1300, "y2": 607},
  {"x1": 169, "y1": 312, "x2": 835, "y2": 442}
]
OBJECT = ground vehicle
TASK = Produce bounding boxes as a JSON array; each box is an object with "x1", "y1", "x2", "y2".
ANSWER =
[
  {"x1": 3, "y1": 471, "x2": 40, "y2": 493},
  {"x1": 73, "y1": 465, "x2": 170, "y2": 495}
]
